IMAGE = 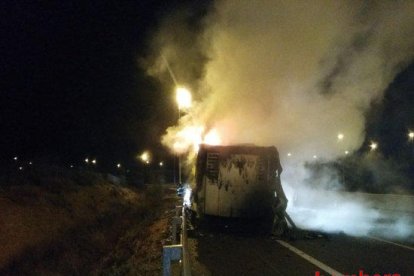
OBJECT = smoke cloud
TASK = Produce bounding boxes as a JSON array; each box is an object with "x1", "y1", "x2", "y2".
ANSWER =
[{"x1": 146, "y1": 1, "x2": 414, "y2": 239}]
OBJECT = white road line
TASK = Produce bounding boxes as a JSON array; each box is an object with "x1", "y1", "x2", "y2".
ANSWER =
[
  {"x1": 276, "y1": 240, "x2": 344, "y2": 276},
  {"x1": 368, "y1": 236, "x2": 414, "y2": 251}
]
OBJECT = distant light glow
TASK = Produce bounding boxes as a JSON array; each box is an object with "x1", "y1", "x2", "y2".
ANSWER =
[
  {"x1": 337, "y1": 133, "x2": 344, "y2": 140},
  {"x1": 313, "y1": 155, "x2": 317, "y2": 159},
  {"x1": 117, "y1": 163, "x2": 121, "y2": 168},
  {"x1": 70, "y1": 165, "x2": 74, "y2": 168},
  {"x1": 287, "y1": 152, "x2": 292, "y2": 157},
  {"x1": 13, "y1": 156, "x2": 18, "y2": 161},
  {"x1": 345, "y1": 150, "x2": 349, "y2": 155},
  {"x1": 85, "y1": 158, "x2": 89, "y2": 163},
  {"x1": 370, "y1": 142, "x2": 378, "y2": 151},
  {"x1": 140, "y1": 151, "x2": 151, "y2": 163},
  {"x1": 19, "y1": 166, "x2": 23, "y2": 170},
  {"x1": 176, "y1": 87, "x2": 192, "y2": 109},
  {"x1": 92, "y1": 159, "x2": 97, "y2": 164},
  {"x1": 409, "y1": 131, "x2": 414, "y2": 141},
  {"x1": 29, "y1": 161, "x2": 32, "y2": 165},
  {"x1": 159, "y1": 161, "x2": 164, "y2": 167}
]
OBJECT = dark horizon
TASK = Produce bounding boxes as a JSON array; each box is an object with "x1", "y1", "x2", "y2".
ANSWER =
[
  {"x1": 1, "y1": 1, "x2": 413, "y2": 177},
  {"x1": 0, "y1": 1, "x2": 201, "y2": 168}
]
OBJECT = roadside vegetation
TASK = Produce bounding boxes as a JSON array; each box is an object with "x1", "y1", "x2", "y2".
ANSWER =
[{"x1": 0, "y1": 165, "x2": 176, "y2": 275}]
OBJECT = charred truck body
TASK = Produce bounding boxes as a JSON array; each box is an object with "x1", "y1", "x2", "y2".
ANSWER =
[{"x1": 192, "y1": 144, "x2": 288, "y2": 232}]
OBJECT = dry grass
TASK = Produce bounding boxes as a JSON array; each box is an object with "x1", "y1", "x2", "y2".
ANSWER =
[{"x1": 0, "y1": 168, "x2": 174, "y2": 275}]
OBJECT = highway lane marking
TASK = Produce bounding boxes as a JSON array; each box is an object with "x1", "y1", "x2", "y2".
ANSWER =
[
  {"x1": 276, "y1": 240, "x2": 344, "y2": 276},
  {"x1": 368, "y1": 236, "x2": 414, "y2": 251}
]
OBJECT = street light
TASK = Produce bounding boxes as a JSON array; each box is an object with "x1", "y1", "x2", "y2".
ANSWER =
[
  {"x1": 370, "y1": 142, "x2": 378, "y2": 151},
  {"x1": 139, "y1": 151, "x2": 151, "y2": 184},
  {"x1": 140, "y1": 151, "x2": 150, "y2": 164},
  {"x1": 337, "y1": 133, "x2": 344, "y2": 141},
  {"x1": 408, "y1": 131, "x2": 414, "y2": 141},
  {"x1": 176, "y1": 87, "x2": 192, "y2": 110},
  {"x1": 175, "y1": 86, "x2": 192, "y2": 185}
]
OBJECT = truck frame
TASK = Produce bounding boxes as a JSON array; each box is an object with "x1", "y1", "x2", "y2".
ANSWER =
[{"x1": 192, "y1": 144, "x2": 287, "y2": 221}]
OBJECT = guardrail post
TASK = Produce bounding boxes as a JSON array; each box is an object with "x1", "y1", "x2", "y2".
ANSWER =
[
  {"x1": 181, "y1": 205, "x2": 191, "y2": 276},
  {"x1": 162, "y1": 203, "x2": 191, "y2": 275},
  {"x1": 175, "y1": 206, "x2": 182, "y2": 216},
  {"x1": 162, "y1": 245, "x2": 182, "y2": 276},
  {"x1": 172, "y1": 216, "x2": 182, "y2": 244}
]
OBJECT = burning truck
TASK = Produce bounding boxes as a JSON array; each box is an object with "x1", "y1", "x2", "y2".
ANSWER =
[{"x1": 190, "y1": 144, "x2": 289, "y2": 234}]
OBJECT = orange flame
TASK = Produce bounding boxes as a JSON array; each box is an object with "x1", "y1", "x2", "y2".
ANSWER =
[
  {"x1": 203, "y1": 129, "x2": 221, "y2": 145},
  {"x1": 172, "y1": 126, "x2": 222, "y2": 154}
]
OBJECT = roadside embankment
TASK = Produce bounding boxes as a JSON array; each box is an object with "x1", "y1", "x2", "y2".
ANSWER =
[{"x1": 0, "y1": 168, "x2": 178, "y2": 275}]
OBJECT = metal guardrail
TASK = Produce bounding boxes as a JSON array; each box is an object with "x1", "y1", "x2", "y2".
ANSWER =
[{"x1": 162, "y1": 205, "x2": 191, "y2": 276}]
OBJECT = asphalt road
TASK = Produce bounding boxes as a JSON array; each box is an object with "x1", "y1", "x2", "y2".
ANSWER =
[{"x1": 187, "y1": 218, "x2": 414, "y2": 276}]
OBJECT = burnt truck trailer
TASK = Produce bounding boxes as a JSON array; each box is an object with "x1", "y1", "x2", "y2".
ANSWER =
[{"x1": 192, "y1": 144, "x2": 288, "y2": 229}]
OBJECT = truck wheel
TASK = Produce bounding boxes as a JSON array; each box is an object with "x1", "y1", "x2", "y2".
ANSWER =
[{"x1": 272, "y1": 217, "x2": 288, "y2": 236}]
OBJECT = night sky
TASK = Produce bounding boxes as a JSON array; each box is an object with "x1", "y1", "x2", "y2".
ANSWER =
[
  {"x1": 0, "y1": 1, "x2": 413, "y2": 173},
  {"x1": 0, "y1": 1, "x2": 210, "y2": 169}
]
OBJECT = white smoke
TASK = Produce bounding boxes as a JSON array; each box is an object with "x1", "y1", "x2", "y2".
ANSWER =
[
  {"x1": 197, "y1": 1, "x2": 414, "y2": 159},
  {"x1": 146, "y1": 1, "x2": 414, "y2": 239}
]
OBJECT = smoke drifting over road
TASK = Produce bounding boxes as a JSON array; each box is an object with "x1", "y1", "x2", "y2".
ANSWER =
[{"x1": 146, "y1": 1, "x2": 414, "y2": 239}]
